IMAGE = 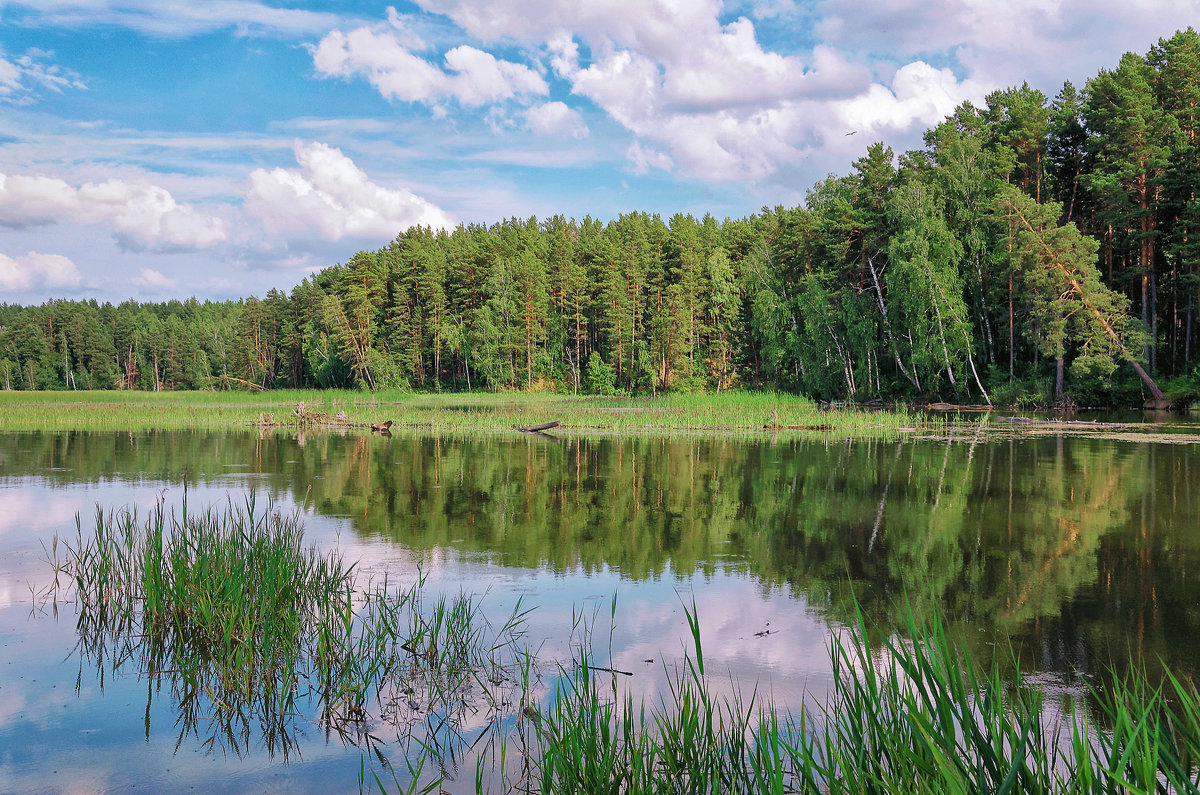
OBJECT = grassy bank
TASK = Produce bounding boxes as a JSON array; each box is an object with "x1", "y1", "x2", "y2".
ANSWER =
[
  {"x1": 49, "y1": 496, "x2": 1200, "y2": 794},
  {"x1": 0, "y1": 389, "x2": 927, "y2": 438}
]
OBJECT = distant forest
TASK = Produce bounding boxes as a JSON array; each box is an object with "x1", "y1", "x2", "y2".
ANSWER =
[{"x1": 3, "y1": 30, "x2": 1198, "y2": 406}]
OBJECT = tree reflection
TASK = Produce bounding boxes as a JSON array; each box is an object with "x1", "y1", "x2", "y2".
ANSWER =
[{"x1": 12, "y1": 427, "x2": 1200, "y2": 681}]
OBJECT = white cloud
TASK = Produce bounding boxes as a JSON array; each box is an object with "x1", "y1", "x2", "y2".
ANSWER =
[
  {"x1": 131, "y1": 267, "x2": 176, "y2": 291},
  {"x1": 526, "y1": 101, "x2": 588, "y2": 138},
  {"x1": 0, "y1": 48, "x2": 86, "y2": 105},
  {"x1": 815, "y1": 0, "x2": 1200, "y2": 91},
  {"x1": 561, "y1": 13, "x2": 872, "y2": 181},
  {"x1": 0, "y1": 172, "x2": 228, "y2": 250},
  {"x1": 413, "y1": 1, "x2": 881, "y2": 182},
  {"x1": 312, "y1": 18, "x2": 547, "y2": 108},
  {"x1": 10, "y1": 0, "x2": 346, "y2": 38},
  {"x1": 244, "y1": 141, "x2": 455, "y2": 245},
  {"x1": 834, "y1": 61, "x2": 991, "y2": 136},
  {"x1": 627, "y1": 141, "x2": 672, "y2": 174},
  {"x1": 0, "y1": 250, "x2": 82, "y2": 291},
  {"x1": 414, "y1": 0, "x2": 725, "y2": 60}
]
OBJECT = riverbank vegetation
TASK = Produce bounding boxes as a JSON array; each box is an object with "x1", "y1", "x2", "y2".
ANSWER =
[
  {"x1": 0, "y1": 389, "x2": 925, "y2": 436},
  {"x1": 3, "y1": 30, "x2": 1199, "y2": 408},
  {"x1": 49, "y1": 496, "x2": 1200, "y2": 793}
]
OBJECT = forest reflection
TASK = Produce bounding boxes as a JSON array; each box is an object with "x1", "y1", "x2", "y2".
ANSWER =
[{"x1": 6, "y1": 428, "x2": 1199, "y2": 681}]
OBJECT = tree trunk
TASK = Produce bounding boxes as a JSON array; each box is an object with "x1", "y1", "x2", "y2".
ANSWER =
[
  {"x1": 1009, "y1": 198, "x2": 1168, "y2": 404},
  {"x1": 866, "y1": 256, "x2": 920, "y2": 388}
]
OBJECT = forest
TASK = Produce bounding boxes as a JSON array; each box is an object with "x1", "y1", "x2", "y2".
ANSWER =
[{"x1": 2, "y1": 29, "x2": 1198, "y2": 407}]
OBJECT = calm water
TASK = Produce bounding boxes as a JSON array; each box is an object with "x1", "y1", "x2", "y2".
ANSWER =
[{"x1": 1, "y1": 428, "x2": 1199, "y2": 791}]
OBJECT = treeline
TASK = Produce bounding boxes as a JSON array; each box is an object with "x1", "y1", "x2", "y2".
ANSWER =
[{"x1": 2, "y1": 30, "x2": 1198, "y2": 405}]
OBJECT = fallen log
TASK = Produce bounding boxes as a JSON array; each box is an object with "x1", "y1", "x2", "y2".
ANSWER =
[
  {"x1": 517, "y1": 421, "x2": 560, "y2": 433},
  {"x1": 996, "y1": 416, "x2": 1129, "y2": 428},
  {"x1": 764, "y1": 423, "x2": 834, "y2": 431}
]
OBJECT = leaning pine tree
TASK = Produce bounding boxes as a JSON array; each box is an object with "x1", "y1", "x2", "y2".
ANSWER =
[{"x1": 996, "y1": 185, "x2": 1167, "y2": 406}]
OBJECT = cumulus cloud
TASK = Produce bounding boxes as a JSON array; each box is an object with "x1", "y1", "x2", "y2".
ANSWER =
[
  {"x1": 244, "y1": 141, "x2": 455, "y2": 245},
  {"x1": 834, "y1": 61, "x2": 991, "y2": 137},
  {"x1": 131, "y1": 268, "x2": 176, "y2": 291},
  {"x1": 815, "y1": 0, "x2": 1200, "y2": 91},
  {"x1": 0, "y1": 48, "x2": 86, "y2": 105},
  {"x1": 526, "y1": 101, "x2": 588, "y2": 138},
  {"x1": 0, "y1": 251, "x2": 83, "y2": 292},
  {"x1": 312, "y1": 16, "x2": 547, "y2": 108},
  {"x1": 0, "y1": 172, "x2": 229, "y2": 250},
  {"x1": 556, "y1": 9, "x2": 872, "y2": 181},
  {"x1": 626, "y1": 141, "x2": 672, "y2": 174},
  {"x1": 412, "y1": 1, "x2": 883, "y2": 182}
]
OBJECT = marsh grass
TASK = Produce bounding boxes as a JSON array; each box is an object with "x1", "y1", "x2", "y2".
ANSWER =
[
  {"x1": 0, "y1": 389, "x2": 927, "y2": 438},
  {"x1": 528, "y1": 604, "x2": 1200, "y2": 794},
  {"x1": 57, "y1": 494, "x2": 531, "y2": 782}
]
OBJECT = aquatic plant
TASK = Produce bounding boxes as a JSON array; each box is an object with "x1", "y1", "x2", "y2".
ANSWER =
[
  {"x1": 528, "y1": 604, "x2": 1200, "y2": 794},
  {"x1": 58, "y1": 494, "x2": 531, "y2": 781},
  {"x1": 53, "y1": 496, "x2": 1200, "y2": 792}
]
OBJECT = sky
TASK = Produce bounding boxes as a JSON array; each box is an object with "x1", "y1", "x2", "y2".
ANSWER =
[{"x1": 1, "y1": 0, "x2": 1198, "y2": 306}]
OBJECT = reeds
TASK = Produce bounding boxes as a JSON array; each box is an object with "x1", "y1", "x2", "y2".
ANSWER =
[
  {"x1": 58, "y1": 494, "x2": 531, "y2": 779},
  {"x1": 529, "y1": 604, "x2": 1200, "y2": 794},
  {"x1": 54, "y1": 498, "x2": 1200, "y2": 792}
]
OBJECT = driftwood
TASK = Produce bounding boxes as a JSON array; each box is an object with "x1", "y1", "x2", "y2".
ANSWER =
[
  {"x1": 996, "y1": 416, "x2": 1130, "y2": 428},
  {"x1": 517, "y1": 421, "x2": 560, "y2": 433},
  {"x1": 285, "y1": 401, "x2": 393, "y2": 434},
  {"x1": 764, "y1": 423, "x2": 834, "y2": 431},
  {"x1": 221, "y1": 375, "x2": 266, "y2": 391}
]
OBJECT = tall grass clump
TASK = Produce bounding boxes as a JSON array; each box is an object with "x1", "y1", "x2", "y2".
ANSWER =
[
  {"x1": 67, "y1": 494, "x2": 353, "y2": 738},
  {"x1": 787, "y1": 606, "x2": 1200, "y2": 793},
  {"x1": 59, "y1": 494, "x2": 532, "y2": 781},
  {"x1": 528, "y1": 603, "x2": 1200, "y2": 794}
]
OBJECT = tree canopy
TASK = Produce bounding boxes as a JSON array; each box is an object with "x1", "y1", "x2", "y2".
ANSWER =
[{"x1": 4, "y1": 29, "x2": 1199, "y2": 406}]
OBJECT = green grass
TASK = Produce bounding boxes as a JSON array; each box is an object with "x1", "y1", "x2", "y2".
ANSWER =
[{"x1": 0, "y1": 389, "x2": 928, "y2": 438}]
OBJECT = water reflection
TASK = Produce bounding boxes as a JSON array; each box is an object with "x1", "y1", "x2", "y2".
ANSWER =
[
  {"x1": 5, "y1": 429, "x2": 1197, "y2": 670},
  {"x1": 2, "y1": 428, "x2": 1199, "y2": 789}
]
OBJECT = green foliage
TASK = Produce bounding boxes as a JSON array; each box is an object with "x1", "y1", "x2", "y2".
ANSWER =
[
  {"x1": 585, "y1": 351, "x2": 617, "y2": 396},
  {"x1": 1165, "y1": 367, "x2": 1200, "y2": 406},
  {"x1": 4, "y1": 29, "x2": 1200, "y2": 405},
  {"x1": 533, "y1": 599, "x2": 1200, "y2": 794}
]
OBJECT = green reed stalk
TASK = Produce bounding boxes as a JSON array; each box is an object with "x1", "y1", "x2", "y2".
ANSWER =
[
  {"x1": 531, "y1": 599, "x2": 1200, "y2": 795},
  {"x1": 57, "y1": 497, "x2": 1200, "y2": 793}
]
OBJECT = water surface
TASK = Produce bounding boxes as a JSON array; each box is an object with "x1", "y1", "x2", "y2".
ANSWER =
[{"x1": 2, "y1": 427, "x2": 1198, "y2": 791}]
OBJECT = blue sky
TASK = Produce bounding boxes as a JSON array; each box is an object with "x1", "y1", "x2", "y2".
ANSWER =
[{"x1": 2, "y1": 0, "x2": 1198, "y2": 305}]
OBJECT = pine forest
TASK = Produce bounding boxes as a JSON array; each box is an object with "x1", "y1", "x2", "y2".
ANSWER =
[{"x1": 3, "y1": 30, "x2": 1199, "y2": 407}]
